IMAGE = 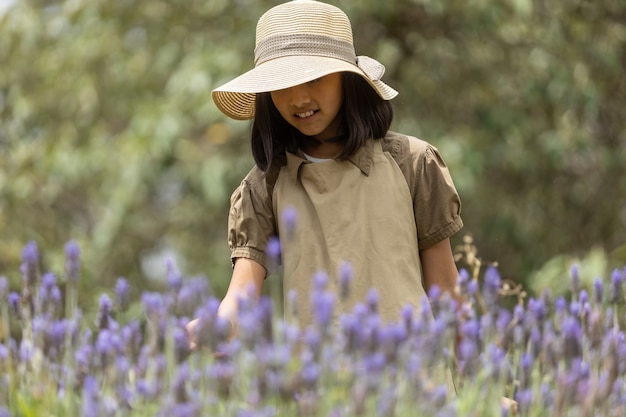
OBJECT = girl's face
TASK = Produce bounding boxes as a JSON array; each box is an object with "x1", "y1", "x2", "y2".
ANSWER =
[{"x1": 270, "y1": 73, "x2": 343, "y2": 142}]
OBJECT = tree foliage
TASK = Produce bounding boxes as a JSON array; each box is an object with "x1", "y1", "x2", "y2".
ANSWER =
[{"x1": 1, "y1": 0, "x2": 625, "y2": 300}]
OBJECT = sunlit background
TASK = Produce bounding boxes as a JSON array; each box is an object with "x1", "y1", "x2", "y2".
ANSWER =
[{"x1": 1, "y1": 0, "x2": 625, "y2": 314}]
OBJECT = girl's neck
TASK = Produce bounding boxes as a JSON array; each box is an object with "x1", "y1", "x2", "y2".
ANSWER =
[{"x1": 300, "y1": 133, "x2": 346, "y2": 159}]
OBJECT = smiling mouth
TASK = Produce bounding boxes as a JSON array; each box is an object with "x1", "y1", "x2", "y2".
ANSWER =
[{"x1": 295, "y1": 110, "x2": 317, "y2": 118}]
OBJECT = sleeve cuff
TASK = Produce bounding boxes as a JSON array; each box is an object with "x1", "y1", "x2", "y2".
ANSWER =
[
  {"x1": 230, "y1": 246, "x2": 268, "y2": 272},
  {"x1": 418, "y1": 216, "x2": 464, "y2": 250}
]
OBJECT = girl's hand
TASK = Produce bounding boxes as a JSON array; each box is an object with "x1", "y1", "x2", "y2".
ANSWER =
[
  {"x1": 185, "y1": 317, "x2": 200, "y2": 350},
  {"x1": 502, "y1": 397, "x2": 518, "y2": 415}
]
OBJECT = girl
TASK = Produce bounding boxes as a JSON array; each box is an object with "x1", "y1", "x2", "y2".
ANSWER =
[{"x1": 191, "y1": 0, "x2": 463, "y2": 337}]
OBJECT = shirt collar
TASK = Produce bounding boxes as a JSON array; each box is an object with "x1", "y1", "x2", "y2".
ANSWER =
[{"x1": 285, "y1": 139, "x2": 376, "y2": 183}]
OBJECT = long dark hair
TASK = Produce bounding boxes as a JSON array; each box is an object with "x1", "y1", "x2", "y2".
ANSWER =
[{"x1": 251, "y1": 72, "x2": 394, "y2": 171}]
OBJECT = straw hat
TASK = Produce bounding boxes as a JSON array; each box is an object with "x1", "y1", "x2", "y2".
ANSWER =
[{"x1": 212, "y1": 0, "x2": 398, "y2": 120}]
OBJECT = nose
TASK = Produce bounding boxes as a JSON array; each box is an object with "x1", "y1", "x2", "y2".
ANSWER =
[{"x1": 287, "y1": 83, "x2": 312, "y2": 107}]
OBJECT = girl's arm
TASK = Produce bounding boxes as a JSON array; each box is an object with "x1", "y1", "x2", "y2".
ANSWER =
[
  {"x1": 216, "y1": 257, "x2": 266, "y2": 330},
  {"x1": 186, "y1": 257, "x2": 265, "y2": 348},
  {"x1": 420, "y1": 238, "x2": 463, "y2": 306}
]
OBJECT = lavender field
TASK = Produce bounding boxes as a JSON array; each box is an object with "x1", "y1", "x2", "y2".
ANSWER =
[{"x1": 1, "y1": 241, "x2": 625, "y2": 416}]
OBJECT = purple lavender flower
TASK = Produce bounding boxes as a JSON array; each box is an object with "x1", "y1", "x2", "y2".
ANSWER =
[
  {"x1": 569, "y1": 300, "x2": 581, "y2": 316},
  {"x1": 64, "y1": 240, "x2": 81, "y2": 283},
  {"x1": 458, "y1": 337, "x2": 478, "y2": 375},
  {"x1": 512, "y1": 322, "x2": 526, "y2": 347},
  {"x1": 172, "y1": 362, "x2": 191, "y2": 403},
  {"x1": 46, "y1": 319, "x2": 67, "y2": 360},
  {"x1": 116, "y1": 384, "x2": 134, "y2": 410},
  {"x1": 528, "y1": 297, "x2": 546, "y2": 322},
  {"x1": 136, "y1": 378, "x2": 161, "y2": 400},
  {"x1": 460, "y1": 319, "x2": 480, "y2": 340},
  {"x1": 121, "y1": 319, "x2": 142, "y2": 358},
  {"x1": 340, "y1": 313, "x2": 362, "y2": 352},
  {"x1": 96, "y1": 329, "x2": 121, "y2": 358},
  {"x1": 142, "y1": 292, "x2": 165, "y2": 319},
  {"x1": 100, "y1": 293, "x2": 113, "y2": 314},
  {"x1": 207, "y1": 360, "x2": 236, "y2": 399},
  {"x1": 265, "y1": 236, "x2": 281, "y2": 266},
  {"x1": 75, "y1": 343, "x2": 93, "y2": 375},
  {"x1": 496, "y1": 309, "x2": 512, "y2": 334},
  {"x1": 96, "y1": 293, "x2": 117, "y2": 330},
  {"x1": 539, "y1": 382, "x2": 554, "y2": 409},
  {"x1": 0, "y1": 405, "x2": 9, "y2": 417},
  {"x1": 467, "y1": 279, "x2": 479, "y2": 297},
  {"x1": 610, "y1": 269, "x2": 623, "y2": 304},
  {"x1": 115, "y1": 355, "x2": 130, "y2": 375},
  {"x1": 515, "y1": 388, "x2": 533, "y2": 414},
  {"x1": 32, "y1": 315, "x2": 48, "y2": 343},
  {"x1": 562, "y1": 316, "x2": 583, "y2": 360},
  {"x1": 483, "y1": 265, "x2": 502, "y2": 310},
  {"x1": 166, "y1": 258, "x2": 183, "y2": 293},
  {"x1": 300, "y1": 361, "x2": 320, "y2": 389},
  {"x1": 19, "y1": 340, "x2": 33, "y2": 362},
  {"x1": 177, "y1": 277, "x2": 210, "y2": 317},
  {"x1": 115, "y1": 278, "x2": 130, "y2": 312},
  {"x1": 593, "y1": 278, "x2": 604, "y2": 304},
  {"x1": 363, "y1": 351, "x2": 386, "y2": 375},
  {"x1": 21, "y1": 240, "x2": 39, "y2": 286},
  {"x1": 579, "y1": 289, "x2": 589, "y2": 305},
  {"x1": 257, "y1": 296, "x2": 274, "y2": 342},
  {"x1": 82, "y1": 376, "x2": 100, "y2": 417},
  {"x1": 528, "y1": 324, "x2": 542, "y2": 357},
  {"x1": 401, "y1": 304, "x2": 413, "y2": 332},
  {"x1": 428, "y1": 284, "x2": 441, "y2": 301},
  {"x1": 173, "y1": 325, "x2": 191, "y2": 363},
  {"x1": 520, "y1": 351, "x2": 532, "y2": 370},
  {"x1": 338, "y1": 261, "x2": 353, "y2": 300},
  {"x1": 555, "y1": 296, "x2": 567, "y2": 313},
  {"x1": 0, "y1": 344, "x2": 8, "y2": 363},
  {"x1": 378, "y1": 323, "x2": 406, "y2": 363},
  {"x1": 303, "y1": 327, "x2": 322, "y2": 355},
  {"x1": 519, "y1": 352, "x2": 533, "y2": 389},
  {"x1": 457, "y1": 268, "x2": 471, "y2": 294},
  {"x1": 311, "y1": 290, "x2": 335, "y2": 329},
  {"x1": 282, "y1": 205, "x2": 298, "y2": 237},
  {"x1": 312, "y1": 271, "x2": 329, "y2": 291},
  {"x1": 50, "y1": 285, "x2": 62, "y2": 305},
  {"x1": 38, "y1": 273, "x2": 62, "y2": 315},
  {"x1": 366, "y1": 288, "x2": 379, "y2": 314},
  {"x1": 193, "y1": 296, "x2": 227, "y2": 349}
]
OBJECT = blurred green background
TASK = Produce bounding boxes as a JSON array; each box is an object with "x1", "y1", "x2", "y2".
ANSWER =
[{"x1": 1, "y1": 0, "x2": 625, "y2": 306}]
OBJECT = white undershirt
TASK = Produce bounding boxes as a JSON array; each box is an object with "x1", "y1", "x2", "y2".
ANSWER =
[{"x1": 303, "y1": 152, "x2": 332, "y2": 163}]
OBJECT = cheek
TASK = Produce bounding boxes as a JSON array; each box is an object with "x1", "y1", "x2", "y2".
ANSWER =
[
  {"x1": 270, "y1": 92, "x2": 289, "y2": 117},
  {"x1": 270, "y1": 91, "x2": 286, "y2": 109},
  {"x1": 270, "y1": 92, "x2": 299, "y2": 127}
]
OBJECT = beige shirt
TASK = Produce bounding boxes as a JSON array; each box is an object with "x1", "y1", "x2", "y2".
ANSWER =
[{"x1": 228, "y1": 131, "x2": 463, "y2": 327}]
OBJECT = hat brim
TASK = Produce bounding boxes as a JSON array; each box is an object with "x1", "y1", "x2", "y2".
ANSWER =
[{"x1": 212, "y1": 55, "x2": 398, "y2": 120}]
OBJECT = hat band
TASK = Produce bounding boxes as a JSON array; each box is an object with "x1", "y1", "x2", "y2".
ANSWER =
[{"x1": 254, "y1": 33, "x2": 357, "y2": 66}]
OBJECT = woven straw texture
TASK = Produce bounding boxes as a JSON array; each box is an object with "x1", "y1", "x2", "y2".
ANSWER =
[{"x1": 212, "y1": 0, "x2": 398, "y2": 120}]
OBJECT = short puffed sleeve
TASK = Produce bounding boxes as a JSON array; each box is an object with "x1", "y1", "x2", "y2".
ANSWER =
[
  {"x1": 411, "y1": 141, "x2": 463, "y2": 249},
  {"x1": 227, "y1": 166, "x2": 277, "y2": 271}
]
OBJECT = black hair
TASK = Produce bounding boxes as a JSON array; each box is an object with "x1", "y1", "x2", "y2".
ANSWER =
[{"x1": 250, "y1": 72, "x2": 394, "y2": 172}]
